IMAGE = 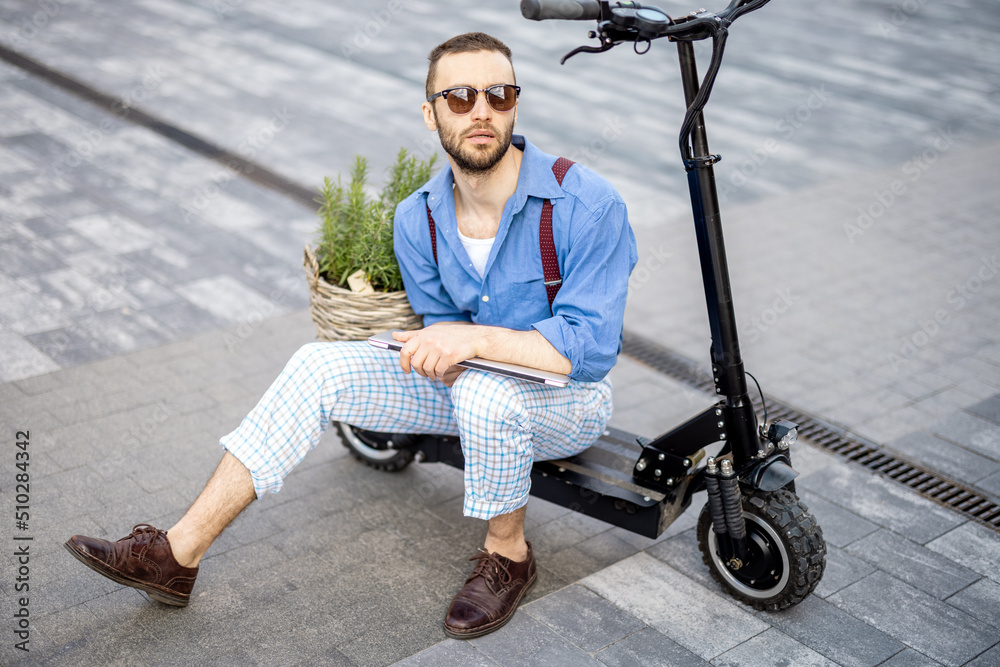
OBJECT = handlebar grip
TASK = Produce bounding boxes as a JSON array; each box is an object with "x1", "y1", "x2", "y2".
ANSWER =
[{"x1": 520, "y1": 0, "x2": 602, "y2": 20}]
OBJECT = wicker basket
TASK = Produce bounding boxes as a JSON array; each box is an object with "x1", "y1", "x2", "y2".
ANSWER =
[{"x1": 303, "y1": 244, "x2": 422, "y2": 341}]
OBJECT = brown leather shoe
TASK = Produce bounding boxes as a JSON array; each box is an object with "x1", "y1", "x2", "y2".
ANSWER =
[
  {"x1": 64, "y1": 524, "x2": 198, "y2": 606},
  {"x1": 444, "y1": 541, "x2": 537, "y2": 639}
]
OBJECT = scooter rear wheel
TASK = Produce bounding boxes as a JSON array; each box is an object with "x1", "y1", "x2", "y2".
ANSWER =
[
  {"x1": 336, "y1": 423, "x2": 415, "y2": 472},
  {"x1": 696, "y1": 488, "x2": 825, "y2": 611}
]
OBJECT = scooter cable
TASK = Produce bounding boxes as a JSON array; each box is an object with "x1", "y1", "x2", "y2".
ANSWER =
[{"x1": 745, "y1": 370, "x2": 768, "y2": 427}]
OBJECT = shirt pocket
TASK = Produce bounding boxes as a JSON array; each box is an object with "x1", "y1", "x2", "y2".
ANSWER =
[{"x1": 501, "y1": 278, "x2": 550, "y2": 325}]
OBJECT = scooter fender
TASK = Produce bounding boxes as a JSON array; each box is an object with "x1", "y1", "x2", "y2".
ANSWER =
[{"x1": 747, "y1": 455, "x2": 798, "y2": 492}]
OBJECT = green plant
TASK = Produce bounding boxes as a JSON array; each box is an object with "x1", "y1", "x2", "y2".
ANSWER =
[{"x1": 315, "y1": 148, "x2": 438, "y2": 292}]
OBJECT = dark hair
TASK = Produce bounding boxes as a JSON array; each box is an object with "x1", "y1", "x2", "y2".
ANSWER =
[{"x1": 426, "y1": 32, "x2": 514, "y2": 98}]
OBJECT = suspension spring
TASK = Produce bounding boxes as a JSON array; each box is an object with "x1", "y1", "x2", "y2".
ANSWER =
[
  {"x1": 705, "y1": 458, "x2": 728, "y2": 538},
  {"x1": 719, "y1": 459, "x2": 750, "y2": 568}
]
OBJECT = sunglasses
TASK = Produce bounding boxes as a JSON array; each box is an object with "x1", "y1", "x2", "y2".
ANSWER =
[{"x1": 426, "y1": 84, "x2": 520, "y2": 115}]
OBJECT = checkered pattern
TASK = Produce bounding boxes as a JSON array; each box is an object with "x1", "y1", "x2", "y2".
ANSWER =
[{"x1": 220, "y1": 341, "x2": 613, "y2": 520}]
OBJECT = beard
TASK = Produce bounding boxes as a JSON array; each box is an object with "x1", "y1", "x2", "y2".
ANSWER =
[{"x1": 434, "y1": 111, "x2": 514, "y2": 175}]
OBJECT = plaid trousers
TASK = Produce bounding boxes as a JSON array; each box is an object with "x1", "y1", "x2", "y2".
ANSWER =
[{"x1": 220, "y1": 341, "x2": 613, "y2": 520}]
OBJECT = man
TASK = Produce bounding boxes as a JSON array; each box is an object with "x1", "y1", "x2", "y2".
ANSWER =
[{"x1": 65, "y1": 32, "x2": 636, "y2": 639}]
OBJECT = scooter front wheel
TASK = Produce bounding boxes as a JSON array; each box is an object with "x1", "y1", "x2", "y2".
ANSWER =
[
  {"x1": 696, "y1": 488, "x2": 825, "y2": 611},
  {"x1": 336, "y1": 422, "x2": 415, "y2": 472}
]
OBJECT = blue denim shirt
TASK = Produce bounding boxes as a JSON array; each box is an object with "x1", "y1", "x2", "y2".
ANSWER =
[{"x1": 393, "y1": 136, "x2": 637, "y2": 382}]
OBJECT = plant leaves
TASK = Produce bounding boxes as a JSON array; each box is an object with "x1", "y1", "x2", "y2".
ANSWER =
[{"x1": 314, "y1": 148, "x2": 438, "y2": 292}]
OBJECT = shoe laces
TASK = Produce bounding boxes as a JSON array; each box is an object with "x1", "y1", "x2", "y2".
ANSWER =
[
  {"x1": 121, "y1": 523, "x2": 164, "y2": 545},
  {"x1": 467, "y1": 549, "x2": 513, "y2": 594}
]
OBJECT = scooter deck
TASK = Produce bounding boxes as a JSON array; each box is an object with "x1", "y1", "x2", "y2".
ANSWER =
[
  {"x1": 530, "y1": 426, "x2": 693, "y2": 538},
  {"x1": 412, "y1": 425, "x2": 695, "y2": 538}
]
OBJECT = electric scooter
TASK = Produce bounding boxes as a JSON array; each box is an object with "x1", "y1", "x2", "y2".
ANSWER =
[{"x1": 338, "y1": 0, "x2": 826, "y2": 610}]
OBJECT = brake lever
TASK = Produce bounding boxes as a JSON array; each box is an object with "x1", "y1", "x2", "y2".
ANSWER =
[
  {"x1": 560, "y1": 39, "x2": 616, "y2": 64},
  {"x1": 560, "y1": 19, "x2": 630, "y2": 64}
]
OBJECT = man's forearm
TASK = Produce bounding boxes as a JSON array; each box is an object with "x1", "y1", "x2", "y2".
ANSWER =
[
  {"x1": 474, "y1": 326, "x2": 572, "y2": 375},
  {"x1": 392, "y1": 322, "x2": 572, "y2": 381}
]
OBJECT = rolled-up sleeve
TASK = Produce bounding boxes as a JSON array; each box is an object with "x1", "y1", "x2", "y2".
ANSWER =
[
  {"x1": 394, "y1": 197, "x2": 471, "y2": 326},
  {"x1": 532, "y1": 197, "x2": 637, "y2": 382}
]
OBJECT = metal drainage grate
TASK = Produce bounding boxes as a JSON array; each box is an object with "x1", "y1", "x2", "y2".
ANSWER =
[{"x1": 621, "y1": 330, "x2": 1000, "y2": 533}]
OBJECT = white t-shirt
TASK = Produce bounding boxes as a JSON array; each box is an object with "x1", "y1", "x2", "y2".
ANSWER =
[{"x1": 457, "y1": 228, "x2": 496, "y2": 279}]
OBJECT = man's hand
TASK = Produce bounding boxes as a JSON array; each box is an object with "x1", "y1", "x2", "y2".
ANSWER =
[
  {"x1": 440, "y1": 365, "x2": 467, "y2": 387},
  {"x1": 393, "y1": 323, "x2": 478, "y2": 382},
  {"x1": 393, "y1": 322, "x2": 572, "y2": 382}
]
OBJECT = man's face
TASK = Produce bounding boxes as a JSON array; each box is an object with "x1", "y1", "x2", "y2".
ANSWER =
[{"x1": 423, "y1": 50, "x2": 518, "y2": 175}]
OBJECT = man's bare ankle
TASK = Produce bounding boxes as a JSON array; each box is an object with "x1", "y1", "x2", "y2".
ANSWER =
[
  {"x1": 165, "y1": 531, "x2": 201, "y2": 569},
  {"x1": 485, "y1": 540, "x2": 528, "y2": 562}
]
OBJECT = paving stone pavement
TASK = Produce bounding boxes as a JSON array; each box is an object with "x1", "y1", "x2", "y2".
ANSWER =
[
  {"x1": 2, "y1": 308, "x2": 998, "y2": 666},
  {"x1": 1, "y1": 0, "x2": 999, "y2": 665}
]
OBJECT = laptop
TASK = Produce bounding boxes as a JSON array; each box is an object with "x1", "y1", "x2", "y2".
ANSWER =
[{"x1": 367, "y1": 330, "x2": 571, "y2": 388}]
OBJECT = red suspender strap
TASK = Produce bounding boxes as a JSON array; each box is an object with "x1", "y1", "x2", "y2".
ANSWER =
[
  {"x1": 426, "y1": 203, "x2": 438, "y2": 265},
  {"x1": 541, "y1": 157, "x2": 574, "y2": 313},
  {"x1": 425, "y1": 157, "x2": 575, "y2": 315}
]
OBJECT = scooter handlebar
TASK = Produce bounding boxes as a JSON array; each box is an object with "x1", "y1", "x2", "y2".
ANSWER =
[{"x1": 520, "y1": 0, "x2": 602, "y2": 21}]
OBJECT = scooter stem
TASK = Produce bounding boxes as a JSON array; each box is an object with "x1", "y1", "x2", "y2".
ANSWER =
[{"x1": 676, "y1": 40, "x2": 758, "y2": 465}]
